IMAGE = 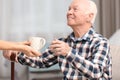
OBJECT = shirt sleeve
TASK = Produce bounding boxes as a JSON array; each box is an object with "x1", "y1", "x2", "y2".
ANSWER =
[
  {"x1": 17, "y1": 49, "x2": 58, "y2": 68},
  {"x1": 66, "y1": 40, "x2": 111, "y2": 79}
]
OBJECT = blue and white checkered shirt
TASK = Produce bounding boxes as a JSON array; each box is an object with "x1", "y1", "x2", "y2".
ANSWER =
[{"x1": 18, "y1": 28, "x2": 112, "y2": 80}]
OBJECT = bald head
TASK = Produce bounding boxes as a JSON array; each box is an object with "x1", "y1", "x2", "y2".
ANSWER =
[
  {"x1": 87, "y1": 0, "x2": 97, "y2": 24},
  {"x1": 79, "y1": 0, "x2": 97, "y2": 24},
  {"x1": 70, "y1": 0, "x2": 97, "y2": 24},
  {"x1": 70, "y1": 0, "x2": 90, "y2": 10},
  {"x1": 67, "y1": 0, "x2": 97, "y2": 27}
]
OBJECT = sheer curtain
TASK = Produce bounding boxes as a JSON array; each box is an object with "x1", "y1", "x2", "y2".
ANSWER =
[{"x1": 0, "y1": 0, "x2": 72, "y2": 80}]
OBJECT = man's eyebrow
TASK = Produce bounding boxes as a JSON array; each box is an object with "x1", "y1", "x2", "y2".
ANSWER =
[{"x1": 68, "y1": 5, "x2": 79, "y2": 9}]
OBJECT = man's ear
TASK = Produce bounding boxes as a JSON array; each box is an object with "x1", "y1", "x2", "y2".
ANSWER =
[{"x1": 86, "y1": 13, "x2": 94, "y2": 23}]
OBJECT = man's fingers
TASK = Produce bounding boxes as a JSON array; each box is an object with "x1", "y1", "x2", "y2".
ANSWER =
[
  {"x1": 31, "y1": 50, "x2": 41, "y2": 56},
  {"x1": 51, "y1": 39, "x2": 62, "y2": 45},
  {"x1": 22, "y1": 41, "x2": 30, "y2": 45},
  {"x1": 26, "y1": 53, "x2": 35, "y2": 57},
  {"x1": 50, "y1": 44, "x2": 61, "y2": 49}
]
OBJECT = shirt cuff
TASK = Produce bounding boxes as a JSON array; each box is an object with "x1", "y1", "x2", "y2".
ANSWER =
[{"x1": 66, "y1": 48, "x2": 76, "y2": 62}]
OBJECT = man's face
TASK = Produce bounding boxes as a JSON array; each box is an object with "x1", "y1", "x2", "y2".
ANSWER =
[{"x1": 67, "y1": 0, "x2": 89, "y2": 27}]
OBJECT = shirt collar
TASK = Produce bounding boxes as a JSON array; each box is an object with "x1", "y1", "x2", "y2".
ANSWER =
[{"x1": 69, "y1": 27, "x2": 95, "y2": 42}]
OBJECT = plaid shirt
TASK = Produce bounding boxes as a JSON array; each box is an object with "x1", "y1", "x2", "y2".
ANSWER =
[{"x1": 18, "y1": 28, "x2": 112, "y2": 80}]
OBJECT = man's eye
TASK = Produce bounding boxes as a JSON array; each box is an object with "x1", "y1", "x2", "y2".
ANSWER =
[
  {"x1": 74, "y1": 8, "x2": 78, "y2": 11},
  {"x1": 68, "y1": 8, "x2": 71, "y2": 11}
]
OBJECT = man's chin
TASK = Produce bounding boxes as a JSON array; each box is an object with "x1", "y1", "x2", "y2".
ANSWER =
[{"x1": 67, "y1": 23, "x2": 75, "y2": 27}]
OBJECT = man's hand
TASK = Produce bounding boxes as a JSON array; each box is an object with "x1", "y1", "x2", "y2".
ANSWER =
[
  {"x1": 3, "y1": 41, "x2": 41, "y2": 62},
  {"x1": 3, "y1": 46, "x2": 41, "y2": 62},
  {"x1": 20, "y1": 45, "x2": 41, "y2": 57},
  {"x1": 3, "y1": 50, "x2": 18, "y2": 61},
  {"x1": 49, "y1": 39, "x2": 71, "y2": 56},
  {"x1": 16, "y1": 41, "x2": 41, "y2": 57}
]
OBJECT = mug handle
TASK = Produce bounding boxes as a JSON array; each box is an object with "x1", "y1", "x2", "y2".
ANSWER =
[{"x1": 40, "y1": 38, "x2": 46, "y2": 48}]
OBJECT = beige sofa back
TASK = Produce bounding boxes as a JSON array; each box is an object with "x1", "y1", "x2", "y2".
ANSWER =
[{"x1": 110, "y1": 45, "x2": 120, "y2": 80}]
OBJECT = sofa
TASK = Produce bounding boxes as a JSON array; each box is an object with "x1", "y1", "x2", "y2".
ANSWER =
[{"x1": 110, "y1": 45, "x2": 120, "y2": 80}]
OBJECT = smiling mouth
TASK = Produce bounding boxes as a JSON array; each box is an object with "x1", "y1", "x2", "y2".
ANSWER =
[
  {"x1": 67, "y1": 16, "x2": 74, "y2": 19},
  {"x1": 67, "y1": 17, "x2": 74, "y2": 21}
]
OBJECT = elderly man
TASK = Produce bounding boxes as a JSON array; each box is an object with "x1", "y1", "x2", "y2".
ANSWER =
[{"x1": 3, "y1": 0, "x2": 112, "y2": 80}]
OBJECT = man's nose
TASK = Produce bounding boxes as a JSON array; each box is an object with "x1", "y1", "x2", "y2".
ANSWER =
[{"x1": 67, "y1": 9, "x2": 73, "y2": 14}]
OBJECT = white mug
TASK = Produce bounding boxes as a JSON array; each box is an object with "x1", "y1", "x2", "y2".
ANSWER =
[{"x1": 29, "y1": 37, "x2": 46, "y2": 51}]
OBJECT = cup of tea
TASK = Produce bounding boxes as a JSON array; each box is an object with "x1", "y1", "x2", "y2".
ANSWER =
[{"x1": 29, "y1": 37, "x2": 46, "y2": 51}]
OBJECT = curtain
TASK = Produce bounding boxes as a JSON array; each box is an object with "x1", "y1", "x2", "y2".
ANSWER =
[
  {"x1": 98, "y1": 0, "x2": 120, "y2": 38},
  {"x1": 0, "y1": 0, "x2": 72, "y2": 80},
  {"x1": 89, "y1": 0, "x2": 120, "y2": 38}
]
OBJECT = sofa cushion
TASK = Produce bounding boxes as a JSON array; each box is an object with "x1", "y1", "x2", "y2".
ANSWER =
[{"x1": 110, "y1": 45, "x2": 120, "y2": 80}]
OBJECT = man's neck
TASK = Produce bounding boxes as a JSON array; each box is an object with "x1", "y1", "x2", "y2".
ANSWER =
[{"x1": 72, "y1": 24, "x2": 92, "y2": 38}]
